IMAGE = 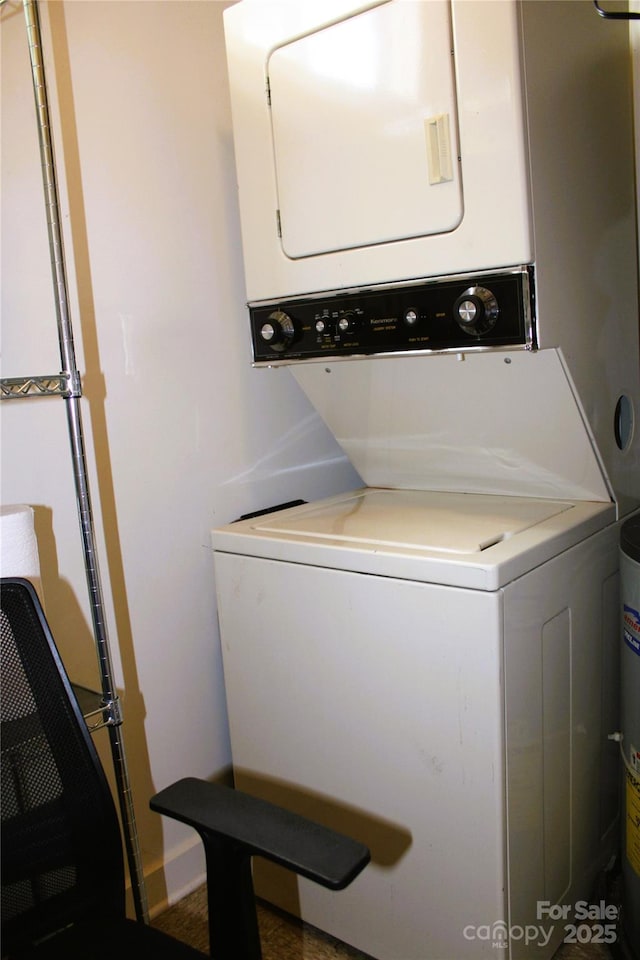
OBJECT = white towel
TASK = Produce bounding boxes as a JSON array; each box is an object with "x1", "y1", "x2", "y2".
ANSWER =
[{"x1": 0, "y1": 503, "x2": 43, "y2": 600}]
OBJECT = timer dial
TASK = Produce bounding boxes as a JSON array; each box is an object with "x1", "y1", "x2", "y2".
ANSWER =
[{"x1": 453, "y1": 287, "x2": 499, "y2": 336}]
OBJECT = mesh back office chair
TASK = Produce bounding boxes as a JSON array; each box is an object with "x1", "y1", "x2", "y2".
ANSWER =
[{"x1": 1, "y1": 577, "x2": 369, "y2": 960}]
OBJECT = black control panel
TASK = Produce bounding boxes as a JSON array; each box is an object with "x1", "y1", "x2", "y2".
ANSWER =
[{"x1": 250, "y1": 269, "x2": 534, "y2": 363}]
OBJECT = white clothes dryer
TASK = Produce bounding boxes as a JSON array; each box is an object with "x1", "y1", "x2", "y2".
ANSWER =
[{"x1": 223, "y1": 0, "x2": 640, "y2": 510}]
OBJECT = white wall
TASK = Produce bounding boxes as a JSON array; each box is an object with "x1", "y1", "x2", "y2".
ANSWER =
[{"x1": 0, "y1": 0, "x2": 360, "y2": 914}]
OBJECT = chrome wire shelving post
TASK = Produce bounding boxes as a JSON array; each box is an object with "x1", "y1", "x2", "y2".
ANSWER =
[{"x1": 1, "y1": 0, "x2": 149, "y2": 924}]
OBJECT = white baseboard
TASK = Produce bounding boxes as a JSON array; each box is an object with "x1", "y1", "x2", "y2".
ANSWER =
[{"x1": 126, "y1": 833, "x2": 207, "y2": 920}]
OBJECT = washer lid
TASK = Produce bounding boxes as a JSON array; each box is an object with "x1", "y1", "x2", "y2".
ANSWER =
[
  {"x1": 254, "y1": 488, "x2": 570, "y2": 554},
  {"x1": 213, "y1": 487, "x2": 615, "y2": 590}
]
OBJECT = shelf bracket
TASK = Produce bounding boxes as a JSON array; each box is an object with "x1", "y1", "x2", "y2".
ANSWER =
[
  {"x1": 71, "y1": 683, "x2": 124, "y2": 732},
  {"x1": 1, "y1": 373, "x2": 77, "y2": 400}
]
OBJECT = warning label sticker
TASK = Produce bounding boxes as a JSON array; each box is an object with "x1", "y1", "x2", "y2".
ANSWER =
[
  {"x1": 623, "y1": 604, "x2": 640, "y2": 657},
  {"x1": 627, "y1": 769, "x2": 640, "y2": 878}
]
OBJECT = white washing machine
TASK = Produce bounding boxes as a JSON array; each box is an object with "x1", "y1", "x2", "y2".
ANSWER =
[
  {"x1": 212, "y1": 487, "x2": 621, "y2": 960},
  {"x1": 213, "y1": 324, "x2": 624, "y2": 960}
]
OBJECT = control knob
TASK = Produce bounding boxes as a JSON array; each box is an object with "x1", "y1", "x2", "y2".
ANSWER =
[
  {"x1": 453, "y1": 286, "x2": 499, "y2": 336},
  {"x1": 259, "y1": 310, "x2": 296, "y2": 352},
  {"x1": 337, "y1": 311, "x2": 358, "y2": 335}
]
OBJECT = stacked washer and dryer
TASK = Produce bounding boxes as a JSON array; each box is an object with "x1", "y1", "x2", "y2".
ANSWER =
[{"x1": 212, "y1": 3, "x2": 640, "y2": 958}]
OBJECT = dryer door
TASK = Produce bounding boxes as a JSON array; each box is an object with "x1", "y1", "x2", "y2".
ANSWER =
[{"x1": 268, "y1": 0, "x2": 462, "y2": 258}]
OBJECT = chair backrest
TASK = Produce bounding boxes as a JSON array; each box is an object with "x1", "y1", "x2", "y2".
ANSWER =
[{"x1": 1, "y1": 578, "x2": 126, "y2": 954}]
